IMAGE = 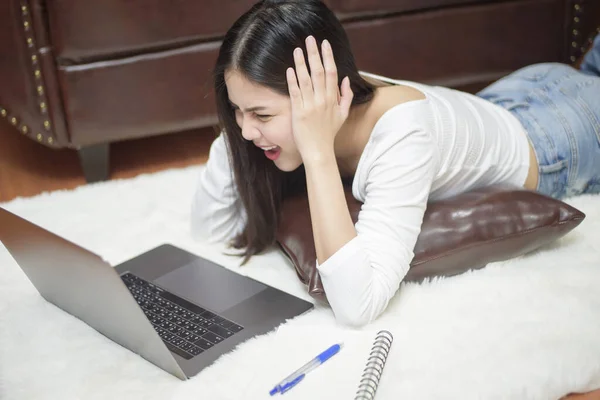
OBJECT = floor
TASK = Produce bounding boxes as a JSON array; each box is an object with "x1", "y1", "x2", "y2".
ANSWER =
[{"x1": 0, "y1": 118, "x2": 213, "y2": 203}]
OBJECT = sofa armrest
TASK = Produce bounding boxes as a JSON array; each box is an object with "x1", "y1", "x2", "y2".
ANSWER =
[{"x1": 0, "y1": 0, "x2": 67, "y2": 148}]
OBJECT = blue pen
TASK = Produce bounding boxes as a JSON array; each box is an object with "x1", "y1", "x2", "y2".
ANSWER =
[{"x1": 269, "y1": 343, "x2": 343, "y2": 396}]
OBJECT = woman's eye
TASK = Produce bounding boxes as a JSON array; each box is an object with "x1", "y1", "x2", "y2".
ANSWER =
[{"x1": 255, "y1": 114, "x2": 272, "y2": 121}]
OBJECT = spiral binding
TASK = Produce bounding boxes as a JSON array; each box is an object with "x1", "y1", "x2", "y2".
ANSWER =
[{"x1": 354, "y1": 330, "x2": 393, "y2": 400}]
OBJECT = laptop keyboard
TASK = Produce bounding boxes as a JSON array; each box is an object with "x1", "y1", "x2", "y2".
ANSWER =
[{"x1": 120, "y1": 272, "x2": 244, "y2": 360}]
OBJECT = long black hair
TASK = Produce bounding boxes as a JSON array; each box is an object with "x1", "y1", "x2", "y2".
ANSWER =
[{"x1": 213, "y1": 0, "x2": 376, "y2": 263}]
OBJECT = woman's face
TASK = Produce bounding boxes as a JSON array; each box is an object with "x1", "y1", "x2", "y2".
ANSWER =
[{"x1": 224, "y1": 69, "x2": 302, "y2": 172}]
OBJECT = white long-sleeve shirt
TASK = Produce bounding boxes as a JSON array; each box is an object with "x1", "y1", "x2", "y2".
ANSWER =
[{"x1": 191, "y1": 73, "x2": 531, "y2": 326}]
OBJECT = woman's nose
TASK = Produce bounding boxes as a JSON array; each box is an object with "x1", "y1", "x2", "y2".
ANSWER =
[{"x1": 241, "y1": 119, "x2": 260, "y2": 142}]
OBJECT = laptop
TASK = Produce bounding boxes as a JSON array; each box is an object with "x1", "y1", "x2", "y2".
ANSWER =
[{"x1": 0, "y1": 207, "x2": 313, "y2": 380}]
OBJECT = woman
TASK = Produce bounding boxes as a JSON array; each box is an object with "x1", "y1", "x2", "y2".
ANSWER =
[{"x1": 191, "y1": 0, "x2": 600, "y2": 327}]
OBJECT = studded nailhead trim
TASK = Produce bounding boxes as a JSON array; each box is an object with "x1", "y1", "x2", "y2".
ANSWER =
[{"x1": 0, "y1": 3, "x2": 55, "y2": 146}]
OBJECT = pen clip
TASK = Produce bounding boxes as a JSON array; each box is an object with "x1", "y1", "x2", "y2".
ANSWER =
[{"x1": 280, "y1": 374, "x2": 305, "y2": 394}]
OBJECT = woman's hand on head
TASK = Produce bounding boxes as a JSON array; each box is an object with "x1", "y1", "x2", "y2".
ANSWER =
[{"x1": 286, "y1": 36, "x2": 354, "y2": 162}]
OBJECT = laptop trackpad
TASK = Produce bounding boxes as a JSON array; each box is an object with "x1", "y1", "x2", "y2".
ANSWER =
[{"x1": 153, "y1": 260, "x2": 266, "y2": 314}]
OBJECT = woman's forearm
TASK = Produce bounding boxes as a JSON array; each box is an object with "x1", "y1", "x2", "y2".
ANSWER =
[{"x1": 302, "y1": 147, "x2": 357, "y2": 264}]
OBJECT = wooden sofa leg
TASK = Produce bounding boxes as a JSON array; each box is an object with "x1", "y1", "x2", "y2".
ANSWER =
[{"x1": 78, "y1": 143, "x2": 110, "y2": 183}]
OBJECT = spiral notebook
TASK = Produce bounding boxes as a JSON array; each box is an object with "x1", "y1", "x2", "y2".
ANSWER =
[
  {"x1": 354, "y1": 330, "x2": 394, "y2": 400},
  {"x1": 271, "y1": 325, "x2": 394, "y2": 399}
]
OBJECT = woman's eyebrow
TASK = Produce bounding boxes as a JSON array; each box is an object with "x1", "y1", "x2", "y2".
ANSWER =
[{"x1": 228, "y1": 100, "x2": 268, "y2": 112}]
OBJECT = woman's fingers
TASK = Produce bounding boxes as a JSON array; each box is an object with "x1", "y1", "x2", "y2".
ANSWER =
[
  {"x1": 305, "y1": 36, "x2": 325, "y2": 102},
  {"x1": 286, "y1": 67, "x2": 302, "y2": 109},
  {"x1": 290, "y1": 36, "x2": 347, "y2": 115},
  {"x1": 321, "y1": 39, "x2": 339, "y2": 103},
  {"x1": 339, "y1": 76, "x2": 354, "y2": 119},
  {"x1": 293, "y1": 47, "x2": 313, "y2": 104}
]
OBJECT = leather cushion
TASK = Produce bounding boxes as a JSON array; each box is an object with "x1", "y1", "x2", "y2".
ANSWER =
[{"x1": 276, "y1": 184, "x2": 586, "y2": 302}]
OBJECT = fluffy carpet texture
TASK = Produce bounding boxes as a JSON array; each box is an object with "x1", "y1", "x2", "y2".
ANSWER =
[{"x1": 1, "y1": 165, "x2": 600, "y2": 400}]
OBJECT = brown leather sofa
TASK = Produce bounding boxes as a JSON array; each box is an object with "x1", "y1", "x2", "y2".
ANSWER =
[{"x1": 1, "y1": 0, "x2": 599, "y2": 182}]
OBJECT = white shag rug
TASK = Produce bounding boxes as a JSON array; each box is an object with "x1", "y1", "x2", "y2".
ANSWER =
[{"x1": 1, "y1": 165, "x2": 600, "y2": 400}]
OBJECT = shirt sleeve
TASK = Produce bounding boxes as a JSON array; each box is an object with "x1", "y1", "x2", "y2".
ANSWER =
[
  {"x1": 316, "y1": 127, "x2": 438, "y2": 326},
  {"x1": 190, "y1": 133, "x2": 247, "y2": 243}
]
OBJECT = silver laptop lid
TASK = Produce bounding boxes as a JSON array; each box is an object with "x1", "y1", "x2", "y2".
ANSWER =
[{"x1": 0, "y1": 207, "x2": 186, "y2": 380}]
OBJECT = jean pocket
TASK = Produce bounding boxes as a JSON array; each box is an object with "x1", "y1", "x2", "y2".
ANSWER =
[{"x1": 559, "y1": 78, "x2": 600, "y2": 146}]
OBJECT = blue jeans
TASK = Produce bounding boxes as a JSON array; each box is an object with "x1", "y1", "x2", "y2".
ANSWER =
[{"x1": 476, "y1": 34, "x2": 600, "y2": 199}]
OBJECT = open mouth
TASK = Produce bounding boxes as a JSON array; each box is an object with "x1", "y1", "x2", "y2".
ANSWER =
[{"x1": 263, "y1": 146, "x2": 281, "y2": 161}]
